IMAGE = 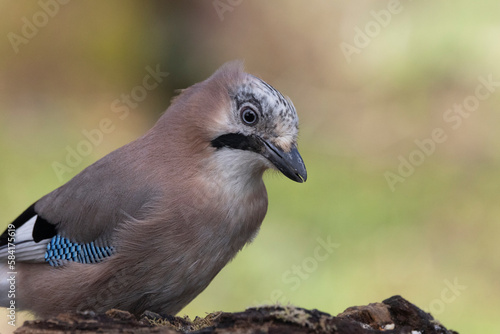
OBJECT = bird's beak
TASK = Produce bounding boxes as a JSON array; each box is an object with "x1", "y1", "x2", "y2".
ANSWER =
[{"x1": 261, "y1": 140, "x2": 307, "y2": 183}]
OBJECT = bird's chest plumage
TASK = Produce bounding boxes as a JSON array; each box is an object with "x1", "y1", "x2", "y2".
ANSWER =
[
  {"x1": 197, "y1": 150, "x2": 269, "y2": 251},
  {"x1": 136, "y1": 162, "x2": 268, "y2": 308},
  {"x1": 185, "y1": 167, "x2": 268, "y2": 262},
  {"x1": 120, "y1": 173, "x2": 268, "y2": 314}
]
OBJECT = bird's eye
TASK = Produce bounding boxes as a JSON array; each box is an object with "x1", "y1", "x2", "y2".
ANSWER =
[{"x1": 240, "y1": 107, "x2": 259, "y2": 126}]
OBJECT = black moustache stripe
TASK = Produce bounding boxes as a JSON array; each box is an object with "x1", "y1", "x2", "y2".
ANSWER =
[{"x1": 211, "y1": 133, "x2": 264, "y2": 154}]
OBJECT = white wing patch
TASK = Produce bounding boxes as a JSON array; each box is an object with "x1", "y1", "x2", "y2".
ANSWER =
[
  {"x1": 0, "y1": 215, "x2": 49, "y2": 263},
  {"x1": 1, "y1": 213, "x2": 115, "y2": 267}
]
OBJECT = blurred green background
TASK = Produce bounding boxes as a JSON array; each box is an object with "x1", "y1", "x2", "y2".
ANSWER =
[{"x1": 1, "y1": 1, "x2": 499, "y2": 333}]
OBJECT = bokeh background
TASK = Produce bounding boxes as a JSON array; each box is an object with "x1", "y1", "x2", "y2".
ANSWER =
[{"x1": 1, "y1": 1, "x2": 499, "y2": 333}]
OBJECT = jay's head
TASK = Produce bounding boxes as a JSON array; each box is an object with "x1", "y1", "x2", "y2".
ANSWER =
[{"x1": 162, "y1": 61, "x2": 307, "y2": 183}]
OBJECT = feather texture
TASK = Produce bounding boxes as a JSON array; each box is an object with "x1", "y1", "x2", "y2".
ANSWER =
[
  {"x1": 0, "y1": 61, "x2": 306, "y2": 318},
  {"x1": 45, "y1": 235, "x2": 114, "y2": 266}
]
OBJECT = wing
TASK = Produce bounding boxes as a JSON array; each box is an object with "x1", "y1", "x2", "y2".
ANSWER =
[
  {"x1": 0, "y1": 204, "x2": 52, "y2": 263},
  {"x1": 0, "y1": 202, "x2": 116, "y2": 266},
  {"x1": 0, "y1": 139, "x2": 161, "y2": 266}
]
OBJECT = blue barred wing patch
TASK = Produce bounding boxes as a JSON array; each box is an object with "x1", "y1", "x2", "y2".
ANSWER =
[{"x1": 45, "y1": 235, "x2": 115, "y2": 266}]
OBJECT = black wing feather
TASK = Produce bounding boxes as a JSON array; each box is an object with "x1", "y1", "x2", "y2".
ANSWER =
[{"x1": 0, "y1": 202, "x2": 57, "y2": 246}]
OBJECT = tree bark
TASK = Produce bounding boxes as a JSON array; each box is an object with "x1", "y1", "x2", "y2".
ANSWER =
[{"x1": 14, "y1": 295, "x2": 458, "y2": 334}]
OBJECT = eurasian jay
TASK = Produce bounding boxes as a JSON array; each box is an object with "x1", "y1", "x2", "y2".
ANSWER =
[{"x1": 0, "y1": 61, "x2": 307, "y2": 318}]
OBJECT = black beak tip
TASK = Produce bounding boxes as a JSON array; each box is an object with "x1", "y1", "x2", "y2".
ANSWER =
[
  {"x1": 282, "y1": 155, "x2": 307, "y2": 183},
  {"x1": 291, "y1": 152, "x2": 307, "y2": 183},
  {"x1": 298, "y1": 172, "x2": 307, "y2": 183},
  {"x1": 292, "y1": 164, "x2": 307, "y2": 183}
]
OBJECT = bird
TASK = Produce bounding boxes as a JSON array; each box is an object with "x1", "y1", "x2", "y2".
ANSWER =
[{"x1": 0, "y1": 61, "x2": 307, "y2": 318}]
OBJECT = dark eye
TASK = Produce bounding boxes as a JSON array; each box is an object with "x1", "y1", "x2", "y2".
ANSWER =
[{"x1": 240, "y1": 107, "x2": 259, "y2": 126}]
